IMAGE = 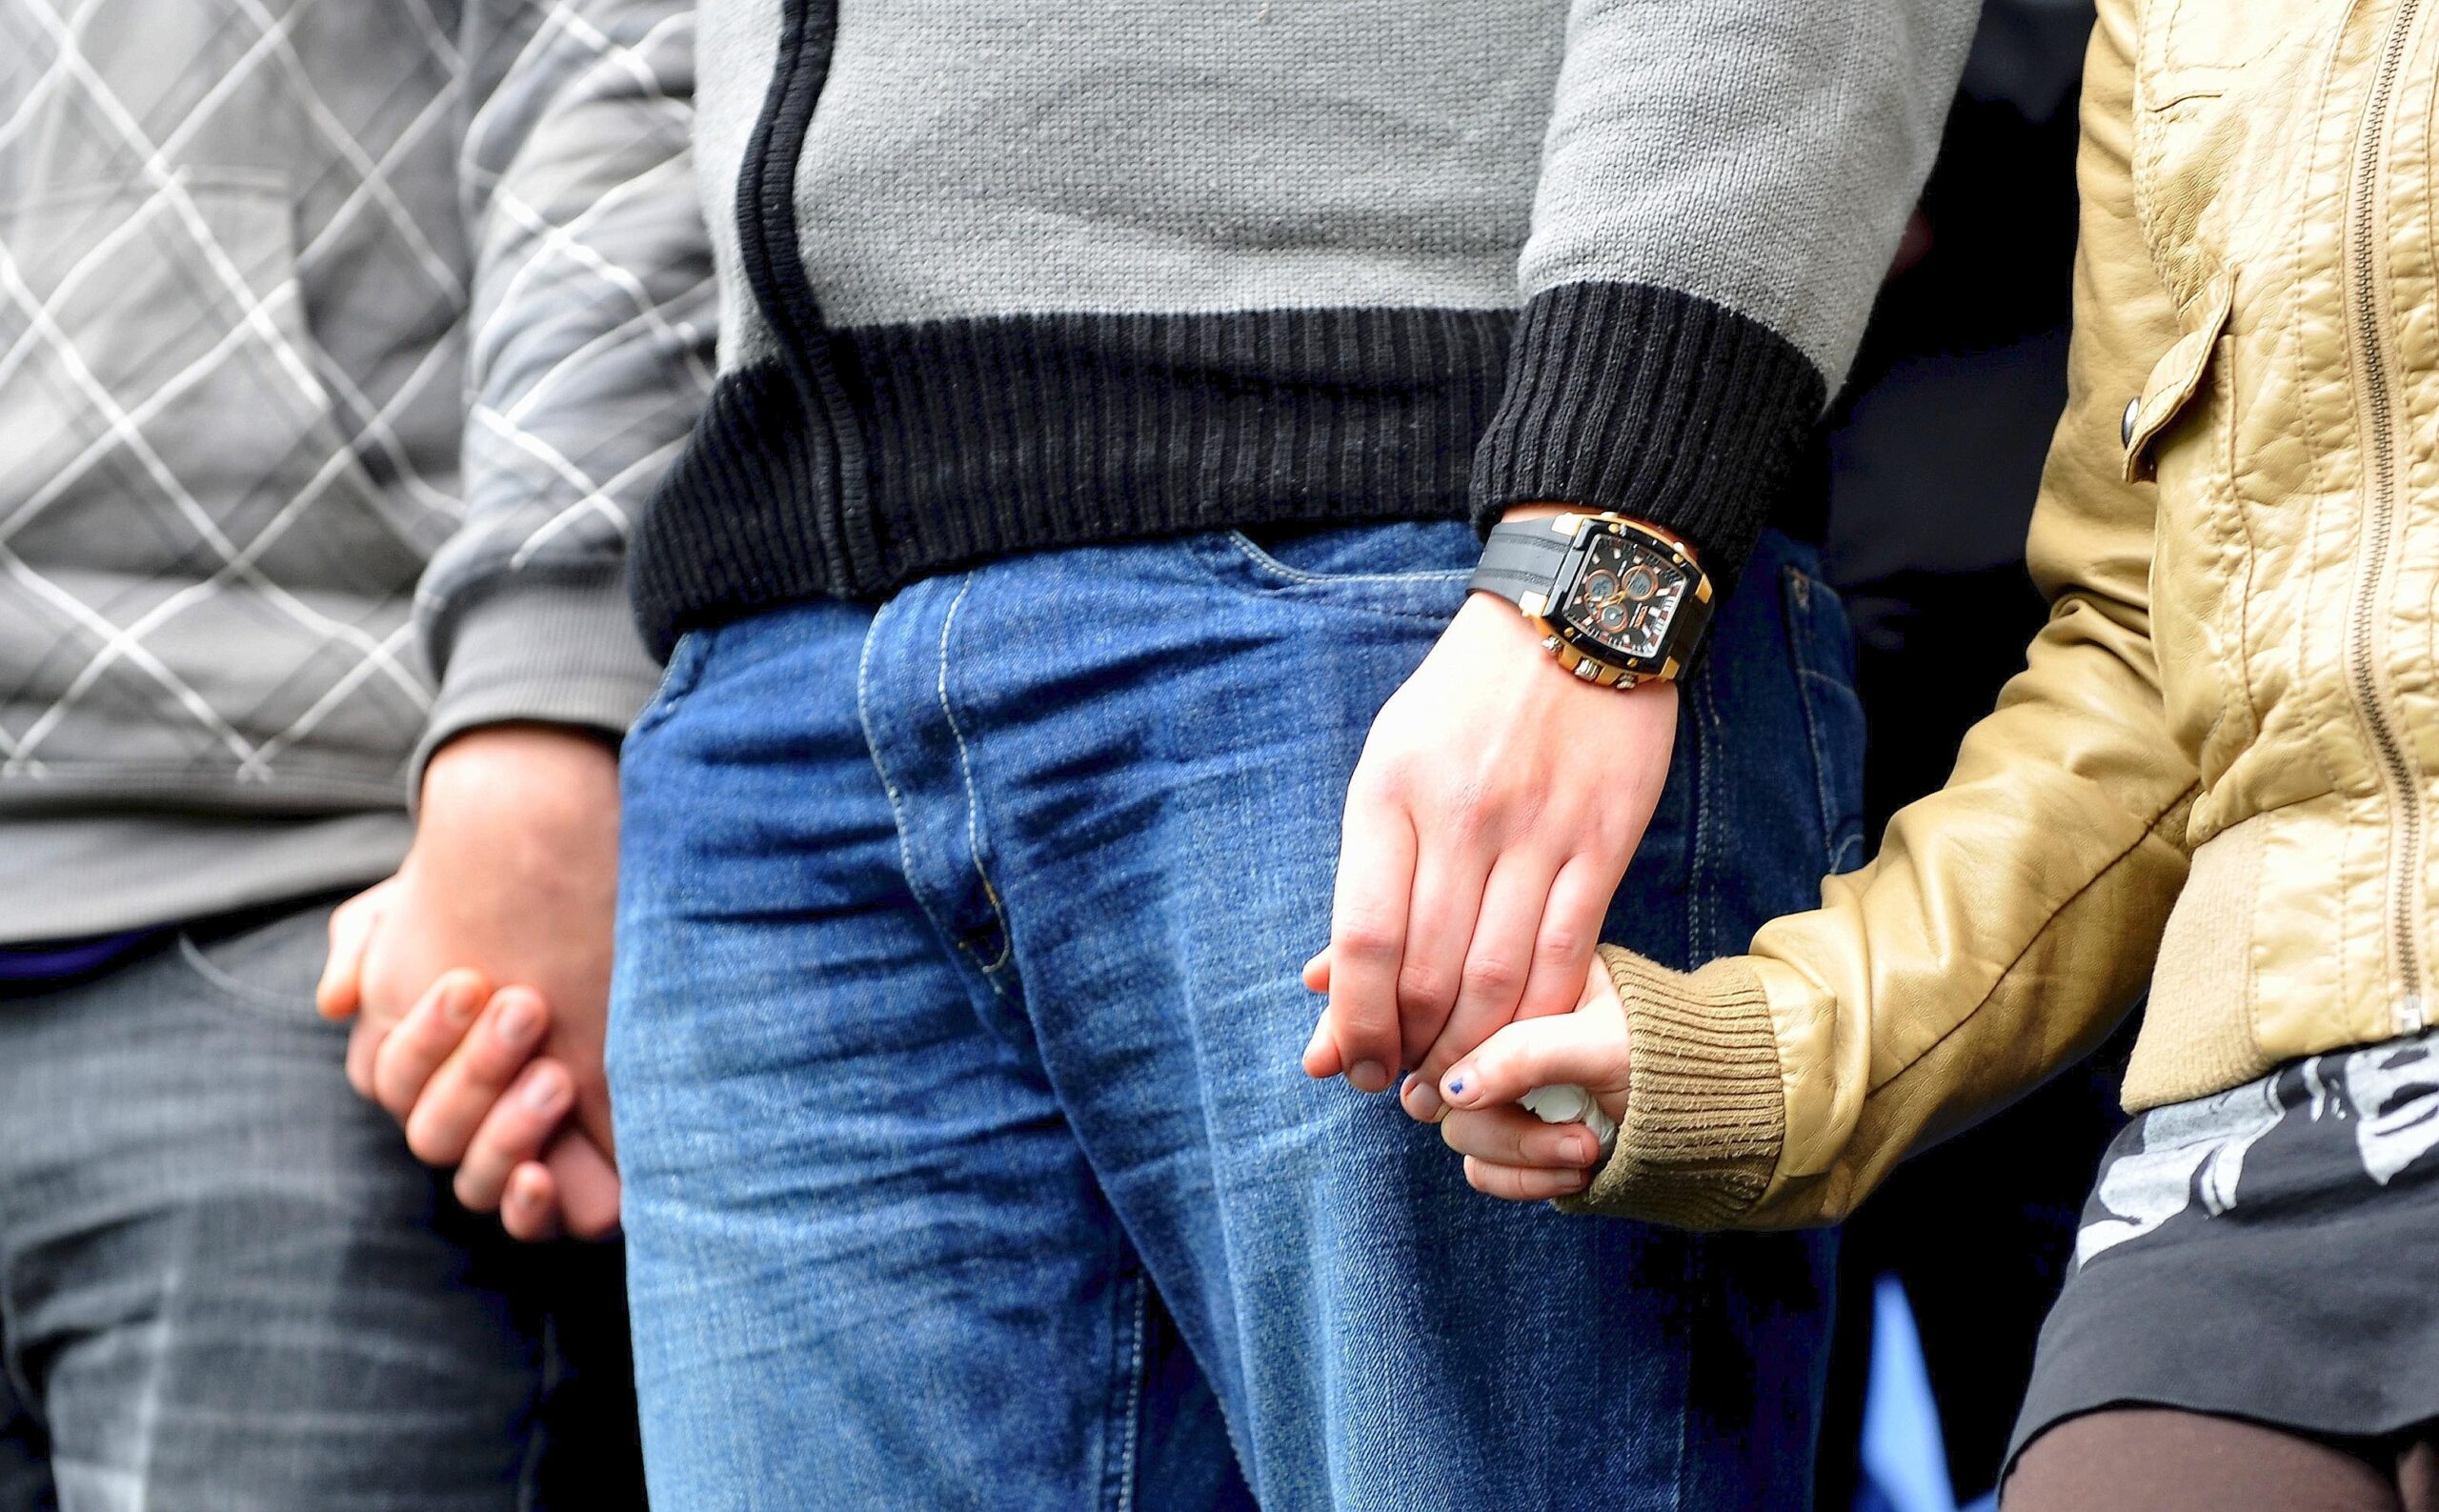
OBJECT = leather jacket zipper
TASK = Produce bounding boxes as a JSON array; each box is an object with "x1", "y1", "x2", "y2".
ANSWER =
[{"x1": 2344, "y1": 0, "x2": 2428, "y2": 1032}]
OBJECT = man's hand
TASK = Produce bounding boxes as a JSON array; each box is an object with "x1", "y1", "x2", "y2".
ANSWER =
[
  {"x1": 317, "y1": 723, "x2": 623, "y2": 1240},
  {"x1": 1300, "y1": 505, "x2": 1677, "y2": 1110},
  {"x1": 1435, "y1": 950, "x2": 1630, "y2": 1200}
]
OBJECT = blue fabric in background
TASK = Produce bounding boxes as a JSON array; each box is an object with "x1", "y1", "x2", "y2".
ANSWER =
[{"x1": 1861, "y1": 1275, "x2": 2000, "y2": 1512}]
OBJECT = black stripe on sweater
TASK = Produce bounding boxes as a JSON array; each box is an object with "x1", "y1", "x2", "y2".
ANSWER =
[{"x1": 631, "y1": 291, "x2": 1822, "y2": 658}]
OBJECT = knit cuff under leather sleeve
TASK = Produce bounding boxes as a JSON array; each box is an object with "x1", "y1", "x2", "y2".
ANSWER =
[
  {"x1": 1468, "y1": 283, "x2": 1825, "y2": 587},
  {"x1": 1559, "y1": 945, "x2": 1788, "y2": 1230}
]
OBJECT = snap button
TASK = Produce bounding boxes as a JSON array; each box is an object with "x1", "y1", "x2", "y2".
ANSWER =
[{"x1": 2122, "y1": 396, "x2": 2141, "y2": 450}]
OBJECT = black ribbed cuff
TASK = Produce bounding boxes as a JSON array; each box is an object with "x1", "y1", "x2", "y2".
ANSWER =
[{"x1": 1470, "y1": 282, "x2": 1826, "y2": 586}]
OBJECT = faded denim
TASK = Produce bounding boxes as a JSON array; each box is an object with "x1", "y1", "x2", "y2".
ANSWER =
[
  {"x1": 0, "y1": 906, "x2": 553, "y2": 1512},
  {"x1": 611, "y1": 522, "x2": 1864, "y2": 1510}
]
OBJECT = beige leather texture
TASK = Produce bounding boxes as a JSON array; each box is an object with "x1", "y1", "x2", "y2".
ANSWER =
[{"x1": 1584, "y1": 0, "x2": 2439, "y2": 1230}]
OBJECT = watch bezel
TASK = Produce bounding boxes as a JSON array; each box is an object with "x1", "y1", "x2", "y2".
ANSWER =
[{"x1": 1537, "y1": 515, "x2": 1712, "y2": 683}]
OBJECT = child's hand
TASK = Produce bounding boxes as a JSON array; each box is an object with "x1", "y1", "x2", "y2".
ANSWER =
[{"x1": 1432, "y1": 951, "x2": 1632, "y2": 1201}]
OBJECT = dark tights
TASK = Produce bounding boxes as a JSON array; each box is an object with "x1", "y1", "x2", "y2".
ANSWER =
[{"x1": 2006, "y1": 1407, "x2": 2439, "y2": 1512}]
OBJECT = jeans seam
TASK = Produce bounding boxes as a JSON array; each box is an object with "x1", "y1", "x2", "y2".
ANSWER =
[
  {"x1": 857, "y1": 586, "x2": 1011, "y2": 998},
  {"x1": 1671, "y1": 1240, "x2": 1698, "y2": 1510},
  {"x1": 172, "y1": 930, "x2": 333, "y2": 1029},
  {"x1": 626, "y1": 628, "x2": 713, "y2": 746},
  {"x1": 1183, "y1": 534, "x2": 1474, "y2": 624},
  {"x1": 1104, "y1": 1271, "x2": 1148, "y2": 1512},
  {"x1": 1784, "y1": 569, "x2": 1849, "y2": 863},
  {"x1": 1691, "y1": 669, "x2": 1720, "y2": 959},
  {"x1": 1222, "y1": 531, "x2": 1474, "y2": 588},
  {"x1": 0, "y1": 1244, "x2": 35, "y2": 1454},
  {"x1": 937, "y1": 576, "x2": 1015, "y2": 976}
]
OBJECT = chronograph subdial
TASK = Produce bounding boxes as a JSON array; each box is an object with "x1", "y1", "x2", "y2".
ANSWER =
[{"x1": 1559, "y1": 533, "x2": 1688, "y2": 663}]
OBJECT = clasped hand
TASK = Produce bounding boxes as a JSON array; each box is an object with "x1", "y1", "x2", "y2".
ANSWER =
[
  {"x1": 1301, "y1": 520, "x2": 1666, "y2": 1198},
  {"x1": 315, "y1": 724, "x2": 623, "y2": 1241}
]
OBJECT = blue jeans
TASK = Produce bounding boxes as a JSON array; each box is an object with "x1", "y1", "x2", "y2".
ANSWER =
[{"x1": 611, "y1": 522, "x2": 1865, "y2": 1511}]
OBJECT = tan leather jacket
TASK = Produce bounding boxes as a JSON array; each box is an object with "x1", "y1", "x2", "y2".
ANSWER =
[{"x1": 1582, "y1": 0, "x2": 2439, "y2": 1229}]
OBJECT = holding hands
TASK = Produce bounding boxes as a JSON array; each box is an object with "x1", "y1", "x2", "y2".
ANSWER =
[
  {"x1": 316, "y1": 723, "x2": 625, "y2": 1241},
  {"x1": 1432, "y1": 952, "x2": 1632, "y2": 1201},
  {"x1": 1300, "y1": 506, "x2": 1675, "y2": 1114},
  {"x1": 1306, "y1": 939, "x2": 1634, "y2": 1201},
  {"x1": 1301, "y1": 503, "x2": 1672, "y2": 1182}
]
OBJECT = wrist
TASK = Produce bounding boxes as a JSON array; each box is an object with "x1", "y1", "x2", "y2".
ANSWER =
[
  {"x1": 1496, "y1": 504, "x2": 1702, "y2": 570},
  {"x1": 1474, "y1": 511, "x2": 1712, "y2": 689},
  {"x1": 419, "y1": 722, "x2": 619, "y2": 823}
]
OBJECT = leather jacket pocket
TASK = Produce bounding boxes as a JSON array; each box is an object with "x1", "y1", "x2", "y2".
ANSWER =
[{"x1": 2123, "y1": 273, "x2": 2233, "y2": 483}]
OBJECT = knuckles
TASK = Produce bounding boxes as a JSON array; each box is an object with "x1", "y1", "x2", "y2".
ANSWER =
[
  {"x1": 1458, "y1": 953, "x2": 1525, "y2": 1002},
  {"x1": 1395, "y1": 964, "x2": 1457, "y2": 1017},
  {"x1": 1533, "y1": 926, "x2": 1589, "y2": 971},
  {"x1": 1330, "y1": 919, "x2": 1403, "y2": 963}
]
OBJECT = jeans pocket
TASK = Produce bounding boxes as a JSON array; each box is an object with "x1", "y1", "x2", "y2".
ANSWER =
[
  {"x1": 1186, "y1": 519, "x2": 1476, "y2": 621},
  {"x1": 178, "y1": 903, "x2": 341, "y2": 1023},
  {"x1": 1783, "y1": 565, "x2": 1868, "y2": 877},
  {"x1": 626, "y1": 626, "x2": 719, "y2": 749}
]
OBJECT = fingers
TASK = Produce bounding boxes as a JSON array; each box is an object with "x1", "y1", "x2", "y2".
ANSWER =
[
  {"x1": 1320, "y1": 794, "x2": 1416, "y2": 1093},
  {"x1": 1300, "y1": 1017, "x2": 1344, "y2": 1080},
  {"x1": 1300, "y1": 950, "x2": 1330, "y2": 996},
  {"x1": 370, "y1": 970, "x2": 490, "y2": 1119},
  {"x1": 1461, "y1": 1156, "x2": 1593, "y2": 1202},
  {"x1": 453, "y1": 1058, "x2": 574, "y2": 1214},
  {"x1": 1440, "y1": 1104, "x2": 1602, "y2": 1169},
  {"x1": 1512, "y1": 854, "x2": 1622, "y2": 1024},
  {"x1": 501, "y1": 1162, "x2": 564, "y2": 1243},
  {"x1": 1390, "y1": 848, "x2": 1491, "y2": 1070},
  {"x1": 316, "y1": 880, "x2": 392, "y2": 1019},
  {"x1": 1410, "y1": 851, "x2": 1560, "y2": 1100},
  {"x1": 1438, "y1": 1011, "x2": 1629, "y2": 1113},
  {"x1": 1300, "y1": 952, "x2": 1342, "y2": 1077},
  {"x1": 403, "y1": 988, "x2": 551, "y2": 1169},
  {"x1": 345, "y1": 1018, "x2": 385, "y2": 1103},
  {"x1": 546, "y1": 1134, "x2": 624, "y2": 1240}
]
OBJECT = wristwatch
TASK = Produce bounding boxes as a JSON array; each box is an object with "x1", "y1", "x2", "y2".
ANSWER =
[{"x1": 1467, "y1": 513, "x2": 1714, "y2": 688}]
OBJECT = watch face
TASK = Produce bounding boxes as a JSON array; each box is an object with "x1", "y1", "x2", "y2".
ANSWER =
[{"x1": 1558, "y1": 533, "x2": 1688, "y2": 663}]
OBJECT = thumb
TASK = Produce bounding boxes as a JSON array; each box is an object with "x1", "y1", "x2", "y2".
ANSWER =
[
  {"x1": 1438, "y1": 1010, "x2": 1629, "y2": 1113},
  {"x1": 316, "y1": 881, "x2": 392, "y2": 1019},
  {"x1": 547, "y1": 1132, "x2": 623, "y2": 1240}
]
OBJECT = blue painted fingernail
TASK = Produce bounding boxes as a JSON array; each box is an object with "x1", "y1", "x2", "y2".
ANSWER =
[{"x1": 1446, "y1": 1077, "x2": 1466, "y2": 1096}]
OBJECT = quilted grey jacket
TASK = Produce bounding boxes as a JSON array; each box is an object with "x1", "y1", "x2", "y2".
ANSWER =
[{"x1": 0, "y1": 0, "x2": 712, "y2": 938}]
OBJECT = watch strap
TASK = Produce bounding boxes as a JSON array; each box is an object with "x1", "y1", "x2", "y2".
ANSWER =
[{"x1": 1468, "y1": 520, "x2": 1572, "y2": 609}]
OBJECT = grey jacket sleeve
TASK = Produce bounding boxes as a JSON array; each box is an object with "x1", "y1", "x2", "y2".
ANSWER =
[
  {"x1": 411, "y1": 0, "x2": 716, "y2": 789},
  {"x1": 1471, "y1": 0, "x2": 1977, "y2": 581}
]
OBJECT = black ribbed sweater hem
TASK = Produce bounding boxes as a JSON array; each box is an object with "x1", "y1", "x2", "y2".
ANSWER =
[{"x1": 631, "y1": 291, "x2": 1824, "y2": 659}]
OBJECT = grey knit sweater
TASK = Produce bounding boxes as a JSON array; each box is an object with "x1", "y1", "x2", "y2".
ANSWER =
[{"x1": 630, "y1": 0, "x2": 1976, "y2": 653}]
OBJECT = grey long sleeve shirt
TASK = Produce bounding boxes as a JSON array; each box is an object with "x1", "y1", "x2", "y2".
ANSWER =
[{"x1": 0, "y1": 0, "x2": 714, "y2": 940}]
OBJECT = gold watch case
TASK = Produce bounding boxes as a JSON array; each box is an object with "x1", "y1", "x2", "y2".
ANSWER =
[{"x1": 1512, "y1": 513, "x2": 1713, "y2": 689}]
